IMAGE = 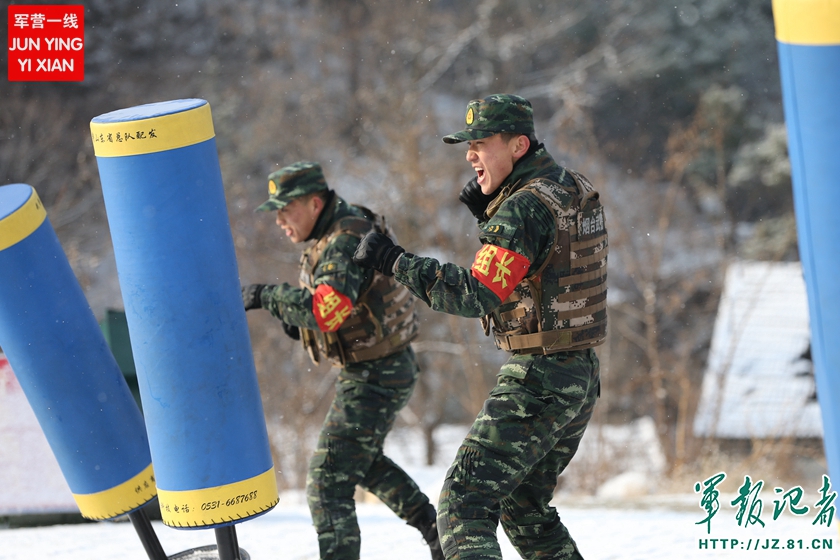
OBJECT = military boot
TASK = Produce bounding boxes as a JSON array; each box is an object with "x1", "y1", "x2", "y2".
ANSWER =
[{"x1": 407, "y1": 503, "x2": 444, "y2": 560}]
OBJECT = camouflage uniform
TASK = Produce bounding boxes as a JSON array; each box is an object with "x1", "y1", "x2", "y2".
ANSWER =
[
  {"x1": 391, "y1": 96, "x2": 606, "y2": 559},
  {"x1": 250, "y1": 162, "x2": 438, "y2": 560}
]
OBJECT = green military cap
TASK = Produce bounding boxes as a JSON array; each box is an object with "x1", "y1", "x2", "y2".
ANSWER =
[
  {"x1": 256, "y1": 161, "x2": 329, "y2": 211},
  {"x1": 442, "y1": 94, "x2": 535, "y2": 144}
]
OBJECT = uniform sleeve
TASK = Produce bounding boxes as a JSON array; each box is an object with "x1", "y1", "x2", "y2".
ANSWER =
[
  {"x1": 261, "y1": 282, "x2": 319, "y2": 330},
  {"x1": 261, "y1": 233, "x2": 371, "y2": 331},
  {"x1": 394, "y1": 190, "x2": 555, "y2": 318},
  {"x1": 480, "y1": 190, "x2": 555, "y2": 265},
  {"x1": 393, "y1": 254, "x2": 497, "y2": 318}
]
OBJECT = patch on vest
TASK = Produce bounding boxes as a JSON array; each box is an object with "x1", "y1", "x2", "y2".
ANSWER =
[
  {"x1": 470, "y1": 244, "x2": 530, "y2": 301},
  {"x1": 577, "y1": 206, "x2": 606, "y2": 240},
  {"x1": 313, "y1": 283, "x2": 353, "y2": 332}
]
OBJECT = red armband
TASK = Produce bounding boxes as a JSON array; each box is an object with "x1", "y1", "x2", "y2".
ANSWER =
[
  {"x1": 470, "y1": 244, "x2": 530, "y2": 301},
  {"x1": 312, "y1": 284, "x2": 353, "y2": 332}
]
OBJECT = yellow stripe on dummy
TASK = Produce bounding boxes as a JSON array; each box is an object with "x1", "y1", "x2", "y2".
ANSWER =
[
  {"x1": 0, "y1": 189, "x2": 46, "y2": 252},
  {"x1": 773, "y1": 0, "x2": 840, "y2": 45},
  {"x1": 90, "y1": 102, "x2": 215, "y2": 158},
  {"x1": 157, "y1": 467, "x2": 279, "y2": 528},
  {"x1": 72, "y1": 463, "x2": 157, "y2": 520}
]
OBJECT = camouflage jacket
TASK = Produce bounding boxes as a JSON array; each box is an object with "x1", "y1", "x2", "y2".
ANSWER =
[
  {"x1": 262, "y1": 193, "x2": 418, "y2": 366},
  {"x1": 395, "y1": 146, "x2": 607, "y2": 353}
]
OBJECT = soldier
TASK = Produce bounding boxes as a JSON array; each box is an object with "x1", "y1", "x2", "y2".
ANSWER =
[
  {"x1": 241, "y1": 161, "x2": 443, "y2": 560},
  {"x1": 353, "y1": 94, "x2": 607, "y2": 559}
]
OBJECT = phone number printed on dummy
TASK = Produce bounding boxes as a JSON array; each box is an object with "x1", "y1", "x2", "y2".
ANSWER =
[{"x1": 200, "y1": 490, "x2": 259, "y2": 512}]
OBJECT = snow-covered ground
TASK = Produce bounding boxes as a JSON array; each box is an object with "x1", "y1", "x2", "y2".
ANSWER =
[
  {"x1": 3, "y1": 423, "x2": 838, "y2": 559},
  {"x1": 3, "y1": 489, "x2": 837, "y2": 559}
]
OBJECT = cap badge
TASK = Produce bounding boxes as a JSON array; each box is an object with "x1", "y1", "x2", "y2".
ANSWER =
[
  {"x1": 465, "y1": 107, "x2": 475, "y2": 126},
  {"x1": 268, "y1": 180, "x2": 278, "y2": 195}
]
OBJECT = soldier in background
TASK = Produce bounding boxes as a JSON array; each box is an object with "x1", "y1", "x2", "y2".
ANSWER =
[
  {"x1": 242, "y1": 161, "x2": 443, "y2": 560},
  {"x1": 353, "y1": 95, "x2": 607, "y2": 559}
]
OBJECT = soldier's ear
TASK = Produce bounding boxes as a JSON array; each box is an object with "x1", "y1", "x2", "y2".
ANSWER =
[
  {"x1": 511, "y1": 134, "x2": 530, "y2": 159},
  {"x1": 310, "y1": 193, "x2": 325, "y2": 214}
]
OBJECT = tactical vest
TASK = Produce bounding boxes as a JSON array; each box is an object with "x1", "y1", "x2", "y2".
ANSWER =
[
  {"x1": 487, "y1": 170, "x2": 608, "y2": 354},
  {"x1": 298, "y1": 208, "x2": 419, "y2": 366}
]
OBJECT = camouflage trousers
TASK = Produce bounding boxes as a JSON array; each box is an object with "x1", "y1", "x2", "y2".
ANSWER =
[
  {"x1": 437, "y1": 348, "x2": 601, "y2": 560},
  {"x1": 306, "y1": 347, "x2": 431, "y2": 560}
]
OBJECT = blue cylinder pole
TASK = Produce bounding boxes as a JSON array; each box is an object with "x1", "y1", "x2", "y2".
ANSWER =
[
  {"x1": 0, "y1": 183, "x2": 155, "y2": 520},
  {"x1": 774, "y1": 0, "x2": 840, "y2": 490},
  {"x1": 90, "y1": 99, "x2": 278, "y2": 529}
]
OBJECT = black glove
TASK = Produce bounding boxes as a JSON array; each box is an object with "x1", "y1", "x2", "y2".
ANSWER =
[
  {"x1": 353, "y1": 232, "x2": 405, "y2": 277},
  {"x1": 458, "y1": 178, "x2": 497, "y2": 221},
  {"x1": 242, "y1": 284, "x2": 268, "y2": 311},
  {"x1": 281, "y1": 321, "x2": 300, "y2": 340}
]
